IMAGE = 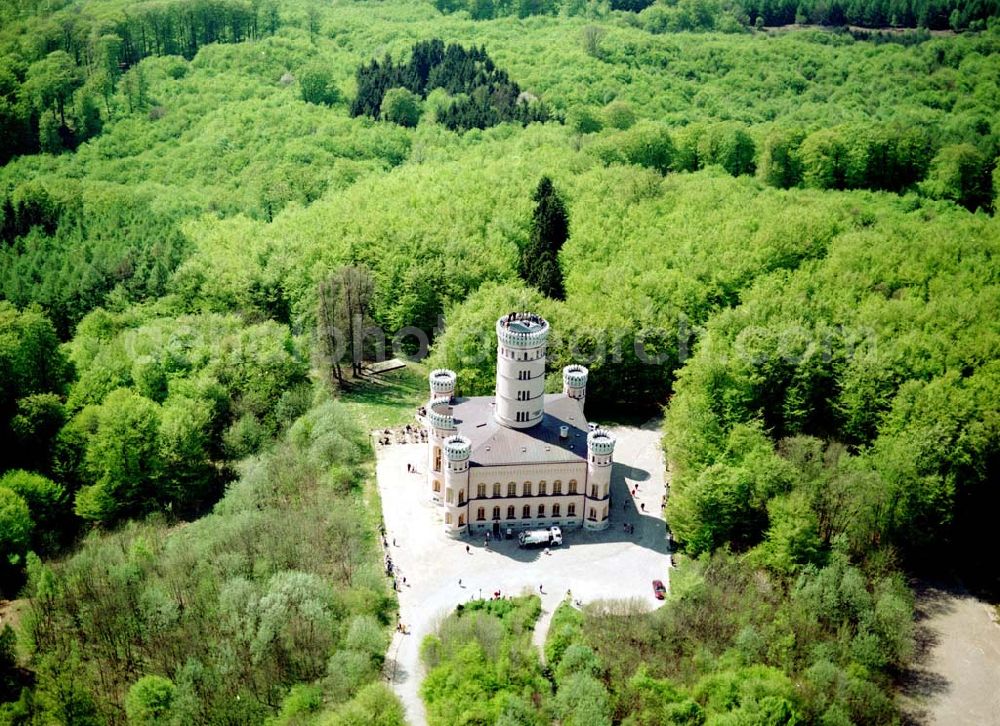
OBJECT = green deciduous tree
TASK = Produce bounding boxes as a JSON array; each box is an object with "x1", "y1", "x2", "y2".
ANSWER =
[
  {"x1": 800, "y1": 128, "x2": 849, "y2": 189},
  {"x1": 757, "y1": 127, "x2": 804, "y2": 188},
  {"x1": 158, "y1": 395, "x2": 215, "y2": 514},
  {"x1": 76, "y1": 388, "x2": 162, "y2": 524},
  {"x1": 299, "y1": 63, "x2": 341, "y2": 106},
  {"x1": 0, "y1": 486, "x2": 32, "y2": 569},
  {"x1": 32, "y1": 649, "x2": 100, "y2": 726},
  {"x1": 125, "y1": 675, "x2": 176, "y2": 725},
  {"x1": 590, "y1": 121, "x2": 676, "y2": 174},
  {"x1": 0, "y1": 470, "x2": 67, "y2": 555},
  {"x1": 697, "y1": 121, "x2": 756, "y2": 176},
  {"x1": 0, "y1": 303, "x2": 72, "y2": 472},
  {"x1": 10, "y1": 393, "x2": 66, "y2": 474},
  {"x1": 23, "y1": 50, "x2": 80, "y2": 125},
  {"x1": 120, "y1": 64, "x2": 149, "y2": 114},
  {"x1": 327, "y1": 682, "x2": 405, "y2": 726},
  {"x1": 602, "y1": 100, "x2": 636, "y2": 130},
  {"x1": 921, "y1": 143, "x2": 993, "y2": 211},
  {"x1": 381, "y1": 87, "x2": 422, "y2": 127},
  {"x1": 567, "y1": 106, "x2": 603, "y2": 134},
  {"x1": 552, "y1": 672, "x2": 611, "y2": 726}
]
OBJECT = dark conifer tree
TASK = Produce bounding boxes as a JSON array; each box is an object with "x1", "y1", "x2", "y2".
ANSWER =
[{"x1": 520, "y1": 176, "x2": 567, "y2": 300}]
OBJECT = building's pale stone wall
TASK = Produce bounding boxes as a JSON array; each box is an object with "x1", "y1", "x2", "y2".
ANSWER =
[{"x1": 459, "y1": 461, "x2": 590, "y2": 533}]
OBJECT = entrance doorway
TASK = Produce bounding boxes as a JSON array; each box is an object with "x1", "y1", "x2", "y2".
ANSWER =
[{"x1": 492, "y1": 520, "x2": 500, "y2": 536}]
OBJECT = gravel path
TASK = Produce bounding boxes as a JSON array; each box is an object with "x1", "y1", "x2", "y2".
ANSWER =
[
  {"x1": 376, "y1": 419, "x2": 671, "y2": 725},
  {"x1": 900, "y1": 583, "x2": 1000, "y2": 725}
]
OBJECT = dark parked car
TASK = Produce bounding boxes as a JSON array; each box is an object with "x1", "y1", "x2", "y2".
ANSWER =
[{"x1": 652, "y1": 579, "x2": 666, "y2": 600}]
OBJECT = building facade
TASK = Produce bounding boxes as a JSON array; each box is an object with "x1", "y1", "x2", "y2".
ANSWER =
[{"x1": 423, "y1": 312, "x2": 615, "y2": 537}]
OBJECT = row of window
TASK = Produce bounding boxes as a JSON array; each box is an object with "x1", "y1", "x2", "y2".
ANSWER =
[
  {"x1": 514, "y1": 410, "x2": 540, "y2": 422},
  {"x1": 477, "y1": 480, "x2": 578, "y2": 498},
  {"x1": 446, "y1": 505, "x2": 606, "y2": 528},
  {"x1": 475, "y1": 503, "x2": 576, "y2": 521},
  {"x1": 437, "y1": 480, "x2": 606, "y2": 502},
  {"x1": 501, "y1": 347, "x2": 543, "y2": 361}
]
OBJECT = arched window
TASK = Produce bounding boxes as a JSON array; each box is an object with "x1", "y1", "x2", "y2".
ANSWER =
[
  {"x1": 538, "y1": 480, "x2": 547, "y2": 496},
  {"x1": 568, "y1": 503, "x2": 576, "y2": 516},
  {"x1": 553, "y1": 503, "x2": 561, "y2": 517},
  {"x1": 568, "y1": 479, "x2": 578, "y2": 495},
  {"x1": 446, "y1": 488, "x2": 453, "y2": 504},
  {"x1": 433, "y1": 480, "x2": 441, "y2": 492},
  {"x1": 492, "y1": 506, "x2": 500, "y2": 520},
  {"x1": 458, "y1": 490, "x2": 465, "y2": 505},
  {"x1": 445, "y1": 513, "x2": 452, "y2": 524},
  {"x1": 553, "y1": 480, "x2": 562, "y2": 495},
  {"x1": 590, "y1": 484, "x2": 598, "y2": 498},
  {"x1": 523, "y1": 481, "x2": 532, "y2": 496},
  {"x1": 507, "y1": 482, "x2": 516, "y2": 497},
  {"x1": 538, "y1": 504, "x2": 545, "y2": 517},
  {"x1": 522, "y1": 504, "x2": 530, "y2": 518},
  {"x1": 507, "y1": 505, "x2": 515, "y2": 519},
  {"x1": 588, "y1": 508, "x2": 596, "y2": 521},
  {"x1": 476, "y1": 507, "x2": 485, "y2": 521},
  {"x1": 458, "y1": 514, "x2": 465, "y2": 526},
  {"x1": 493, "y1": 483, "x2": 501, "y2": 498},
  {"x1": 477, "y1": 483, "x2": 486, "y2": 498}
]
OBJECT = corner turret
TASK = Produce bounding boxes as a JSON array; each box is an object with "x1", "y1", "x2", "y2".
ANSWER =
[
  {"x1": 429, "y1": 369, "x2": 456, "y2": 400},
  {"x1": 562, "y1": 364, "x2": 588, "y2": 412},
  {"x1": 443, "y1": 434, "x2": 471, "y2": 537},
  {"x1": 584, "y1": 428, "x2": 615, "y2": 531}
]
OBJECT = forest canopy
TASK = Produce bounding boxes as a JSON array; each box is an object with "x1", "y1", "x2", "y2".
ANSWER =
[{"x1": 0, "y1": 0, "x2": 998, "y2": 724}]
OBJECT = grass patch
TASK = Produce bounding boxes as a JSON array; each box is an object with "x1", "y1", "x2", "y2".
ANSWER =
[{"x1": 338, "y1": 361, "x2": 430, "y2": 432}]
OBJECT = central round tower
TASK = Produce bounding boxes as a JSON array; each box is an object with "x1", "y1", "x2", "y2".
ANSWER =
[{"x1": 494, "y1": 312, "x2": 549, "y2": 429}]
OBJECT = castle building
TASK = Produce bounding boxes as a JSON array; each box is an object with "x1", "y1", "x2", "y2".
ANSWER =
[{"x1": 423, "y1": 312, "x2": 614, "y2": 537}]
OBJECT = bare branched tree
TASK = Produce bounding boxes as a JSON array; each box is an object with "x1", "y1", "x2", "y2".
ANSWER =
[{"x1": 316, "y1": 265, "x2": 375, "y2": 386}]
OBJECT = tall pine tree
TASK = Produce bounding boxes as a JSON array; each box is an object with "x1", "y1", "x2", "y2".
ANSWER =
[{"x1": 520, "y1": 176, "x2": 567, "y2": 300}]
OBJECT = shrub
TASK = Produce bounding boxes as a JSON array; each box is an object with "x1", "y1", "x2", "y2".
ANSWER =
[{"x1": 299, "y1": 63, "x2": 341, "y2": 106}]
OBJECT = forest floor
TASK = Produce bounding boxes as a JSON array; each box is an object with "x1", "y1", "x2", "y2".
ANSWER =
[
  {"x1": 376, "y1": 418, "x2": 670, "y2": 726},
  {"x1": 899, "y1": 582, "x2": 1000, "y2": 725},
  {"x1": 0, "y1": 599, "x2": 26, "y2": 634}
]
